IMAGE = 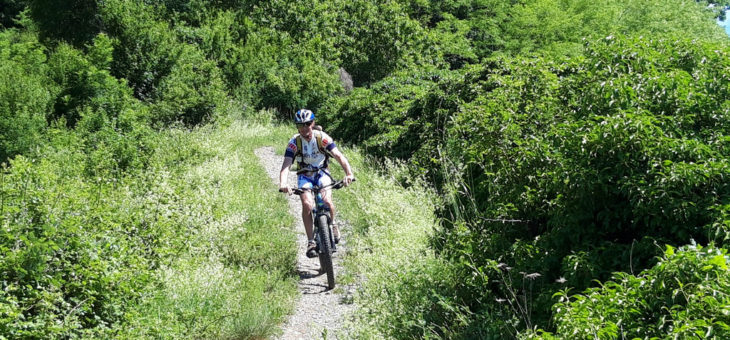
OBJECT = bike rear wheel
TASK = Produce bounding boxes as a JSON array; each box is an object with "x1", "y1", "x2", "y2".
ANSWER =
[{"x1": 316, "y1": 214, "x2": 335, "y2": 289}]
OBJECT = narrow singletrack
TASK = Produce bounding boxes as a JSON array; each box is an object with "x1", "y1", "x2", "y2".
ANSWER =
[{"x1": 255, "y1": 146, "x2": 354, "y2": 339}]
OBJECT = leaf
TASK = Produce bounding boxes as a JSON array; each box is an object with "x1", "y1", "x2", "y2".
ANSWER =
[{"x1": 708, "y1": 255, "x2": 727, "y2": 270}]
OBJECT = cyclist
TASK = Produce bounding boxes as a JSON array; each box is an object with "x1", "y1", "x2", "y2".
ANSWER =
[{"x1": 279, "y1": 109, "x2": 355, "y2": 258}]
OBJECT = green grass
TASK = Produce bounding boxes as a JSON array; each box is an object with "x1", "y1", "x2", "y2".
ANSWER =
[
  {"x1": 119, "y1": 114, "x2": 449, "y2": 339},
  {"x1": 119, "y1": 116, "x2": 301, "y2": 339},
  {"x1": 328, "y1": 151, "x2": 451, "y2": 339},
  {"x1": 108, "y1": 116, "x2": 451, "y2": 339}
]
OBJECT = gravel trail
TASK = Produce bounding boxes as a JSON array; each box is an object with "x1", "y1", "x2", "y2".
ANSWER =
[{"x1": 255, "y1": 146, "x2": 355, "y2": 340}]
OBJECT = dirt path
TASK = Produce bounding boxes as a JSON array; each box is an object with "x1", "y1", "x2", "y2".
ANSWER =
[{"x1": 255, "y1": 146, "x2": 355, "y2": 340}]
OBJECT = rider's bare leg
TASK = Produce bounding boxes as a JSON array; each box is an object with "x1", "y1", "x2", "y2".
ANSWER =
[{"x1": 300, "y1": 191, "x2": 315, "y2": 240}]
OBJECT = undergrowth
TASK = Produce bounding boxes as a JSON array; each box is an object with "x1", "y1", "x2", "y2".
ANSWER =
[
  {"x1": 119, "y1": 118, "x2": 298, "y2": 339},
  {"x1": 0, "y1": 113, "x2": 300, "y2": 339},
  {"x1": 329, "y1": 152, "x2": 461, "y2": 338}
]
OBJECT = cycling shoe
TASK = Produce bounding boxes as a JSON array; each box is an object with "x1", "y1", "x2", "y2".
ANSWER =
[{"x1": 306, "y1": 241, "x2": 318, "y2": 258}]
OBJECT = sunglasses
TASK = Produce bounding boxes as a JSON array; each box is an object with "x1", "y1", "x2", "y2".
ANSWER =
[{"x1": 296, "y1": 121, "x2": 313, "y2": 127}]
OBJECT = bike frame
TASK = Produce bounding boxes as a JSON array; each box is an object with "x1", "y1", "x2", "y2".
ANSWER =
[
  {"x1": 291, "y1": 178, "x2": 347, "y2": 289},
  {"x1": 293, "y1": 180, "x2": 341, "y2": 251}
]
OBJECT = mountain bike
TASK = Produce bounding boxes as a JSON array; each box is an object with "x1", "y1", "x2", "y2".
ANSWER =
[{"x1": 290, "y1": 179, "x2": 353, "y2": 289}]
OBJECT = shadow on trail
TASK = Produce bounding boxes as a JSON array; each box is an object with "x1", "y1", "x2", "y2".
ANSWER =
[
  {"x1": 301, "y1": 282, "x2": 331, "y2": 293},
  {"x1": 297, "y1": 269, "x2": 324, "y2": 279}
]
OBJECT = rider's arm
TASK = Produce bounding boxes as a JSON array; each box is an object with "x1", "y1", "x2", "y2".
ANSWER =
[
  {"x1": 279, "y1": 156, "x2": 294, "y2": 192},
  {"x1": 330, "y1": 148, "x2": 355, "y2": 185}
]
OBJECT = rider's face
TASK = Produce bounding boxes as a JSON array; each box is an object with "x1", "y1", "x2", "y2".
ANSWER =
[{"x1": 297, "y1": 121, "x2": 313, "y2": 138}]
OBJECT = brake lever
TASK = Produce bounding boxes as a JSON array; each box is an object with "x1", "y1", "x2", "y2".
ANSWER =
[{"x1": 334, "y1": 178, "x2": 355, "y2": 189}]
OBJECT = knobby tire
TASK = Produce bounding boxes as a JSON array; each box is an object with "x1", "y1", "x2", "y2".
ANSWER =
[{"x1": 317, "y1": 214, "x2": 335, "y2": 289}]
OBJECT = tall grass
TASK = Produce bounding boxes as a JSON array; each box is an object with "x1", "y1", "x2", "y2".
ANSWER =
[
  {"x1": 328, "y1": 152, "x2": 465, "y2": 338},
  {"x1": 119, "y1": 117, "x2": 300, "y2": 339}
]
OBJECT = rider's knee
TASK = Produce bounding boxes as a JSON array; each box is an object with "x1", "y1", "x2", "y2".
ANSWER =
[
  {"x1": 300, "y1": 195, "x2": 314, "y2": 211},
  {"x1": 322, "y1": 197, "x2": 335, "y2": 211}
]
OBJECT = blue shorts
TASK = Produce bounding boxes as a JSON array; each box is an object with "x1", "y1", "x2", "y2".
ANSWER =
[{"x1": 297, "y1": 170, "x2": 333, "y2": 190}]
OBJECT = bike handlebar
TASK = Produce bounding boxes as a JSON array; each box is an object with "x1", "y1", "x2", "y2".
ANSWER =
[{"x1": 280, "y1": 178, "x2": 356, "y2": 195}]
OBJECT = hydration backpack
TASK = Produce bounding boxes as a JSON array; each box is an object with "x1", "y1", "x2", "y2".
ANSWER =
[{"x1": 294, "y1": 127, "x2": 334, "y2": 171}]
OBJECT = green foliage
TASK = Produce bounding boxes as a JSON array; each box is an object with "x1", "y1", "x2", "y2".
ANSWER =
[
  {"x1": 401, "y1": 0, "x2": 510, "y2": 60},
  {"x1": 75, "y1": 107, "x2": 154, "y2": 177},
  {"x1": 237, "y1": 27, "x2": 343, "y2": 115},
  {"x1": 239, "y1": 0, "x2": 432, "y2": 86},
  {"x1": 148, "y1": 43, "x2": 226, "y2": 125},
  {"x1": 0, "y1": 151, "x2": 157, "y2": 338},
  {"x1": 426, "y1": 13, "x2": 479, "y2": 69},
  {"x1": 169, "y1": 7, "x2": 344, "y2": 115},
  {"x1": 546, "y1": 244, "x2": 730, "y2": 339},
  {"x1": 100, "y1": 0, "x2": 226, "y2": 125},
  {"x1": 0, "y1": 119, "x2": 299, "y2": 338},
  {"x1": 118, "y1": 120, "x2": 298, "y2": 339},
  {"x1": 327, "y1": 150, "x2": 460, "y2": 339},
  {"x1": 326, "y1": 35, "x2": 730, "y2": 336},
  {"x1": 0, "y1": 28, "x2": 152, "y2": 167},
  {"x1": 707, "y1": 1, "x2": 730, "y2": 20},
  {"x1": 498, "y1": 0, "x2": 723, "y2": 61},
  {"x1": 335, "y1": 0, "x2": 430, "y2": 85},
  {"x1": 506, "y1": 0, "x2": 727, "y2": 57},
  {"x1": 319, "y1": 67, "x2": 447, "y2": 160},
  {"x1": 86, "y1": 32, "x2": 114, "y2": 71},
  {"x1": 185, "y1": 10, "x2": 248, "y2": 89},
  {"x1": 47, "y1": 37, "x2": 141, "y2": 128},
  {"x1": 443, "y1": 37, "x2": 730, "y2": 335},
  {"x1": 0, "y1": 29, "x2": 57, "y2": 162}
]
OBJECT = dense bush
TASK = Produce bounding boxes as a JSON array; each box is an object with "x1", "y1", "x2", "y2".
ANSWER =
[
  {"x1": 319, "y1": 67, "x2": 445, "y2": 159},
  {"x1": 47, "y1": 35, "x2": 140, "y2": 128},
  {"x1": 335, "y1": 0, "x2": 430, "y2": 84},
  {"x1": 0, "y1": 29, "x2": 57, "y2": 162},
  {"x1": 128, "y1": 0, "x2": 425, "y2": 113},
  {"x1": 544, "y1": 244, "x2": 730, "y2": 339},
  {"x1": 1, "y1": 11, "x2": 186, "y2": 337},
  {"x1": 325, "y1": 35, "x2": 730, "y2": 336},
  {"x1": 0, "y1": 149, "x2": 162, "y2": 338},
  {"x1": 401, "y1": 0, "x2": 727, "y2": 60},
  {"x1": 444, "y1": 37, "x2": 730, "y2": 336},
  {"x1": 500, "y1": 0, "x2": 724, "y2": 57},
  {"x1": 100, "y1": 0, "x2": 226, "y2": 125},
  {"x1": 401, "y1": 0, "x2": 508, "y2": 60},
  {"x1": 240, "y1": 0, "x2": 433, "y2": 86},
  {"x1": 235, "y1": 27, "x2": 343, "y2": 115}
]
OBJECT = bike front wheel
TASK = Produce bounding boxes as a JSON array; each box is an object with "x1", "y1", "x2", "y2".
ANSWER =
[{"x1": 316, "y1": 214, "x2": 335, "y2": 289}]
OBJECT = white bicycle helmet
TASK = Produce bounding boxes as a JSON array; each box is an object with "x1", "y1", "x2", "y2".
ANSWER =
[{"x1": 294, "y1": 109, "x2": 315, "y2": 124}]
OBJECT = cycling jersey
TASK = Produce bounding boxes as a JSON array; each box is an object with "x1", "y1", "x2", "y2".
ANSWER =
[{"x1": 284, "y1": 131, "x2": 337, "y2": 171}]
